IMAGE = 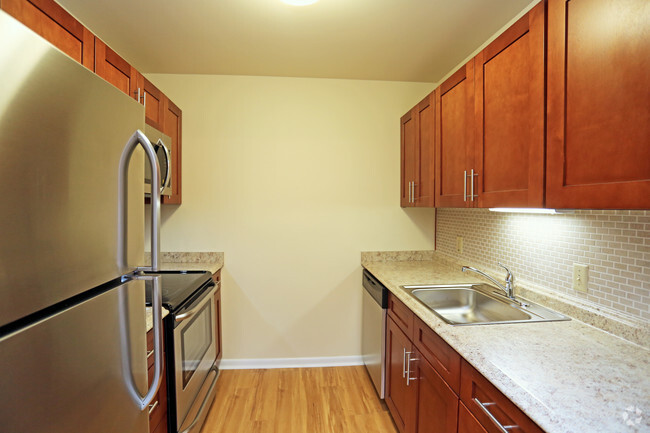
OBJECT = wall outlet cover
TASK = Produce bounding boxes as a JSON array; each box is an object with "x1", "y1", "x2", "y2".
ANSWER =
[{"x1": 573, "y1": 263, "x2": 589, "y2": 293}]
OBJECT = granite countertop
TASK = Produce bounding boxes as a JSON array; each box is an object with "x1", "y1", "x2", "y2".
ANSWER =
[
  {"x1": 145, "y1": 306, "x2": 169, "y2": 332},
  {"x1": 143, "y1": 252, "x2": 224, "y2": 332},
  {"x1": 145, "y1": 251, "x2": 224, "y2": 274},
  {"x1": 362, "y1": 256, "x2": 650, "y2": 433}
]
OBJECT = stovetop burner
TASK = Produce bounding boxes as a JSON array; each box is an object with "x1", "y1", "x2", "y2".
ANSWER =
[{"x1": 144, "y1": 270, "x2": 212, "y2": 311}]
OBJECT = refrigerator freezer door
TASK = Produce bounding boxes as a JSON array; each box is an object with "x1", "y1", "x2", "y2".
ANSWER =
[
  {"x1": 0, "y1": 11, "x2": 146, "y2": 327},
  {"x1": 0, "y1": 279, "x2": 149, "y2": 433}
]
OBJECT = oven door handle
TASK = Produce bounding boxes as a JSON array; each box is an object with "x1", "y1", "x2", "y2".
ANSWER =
[
  {"x1": 179, "y1": 365, "x2": 219, "y2": 433},
  {"x1": 175, "y1": 282, "x2": 217, "y2": 323}
]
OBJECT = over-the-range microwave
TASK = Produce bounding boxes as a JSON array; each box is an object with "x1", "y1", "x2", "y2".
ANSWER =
[{"x1": 143, "y1": 124, "x2": 172, "y2": 197}]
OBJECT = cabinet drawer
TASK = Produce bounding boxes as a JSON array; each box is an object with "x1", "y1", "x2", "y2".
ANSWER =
[
  {"x1": 458, "y1": 401, "x2": 488, "y2": 433},
  {"x1": 151, "y1": 415, "x2": 168, "y2": 433},
  {"x1": 147, "y1": 358, "x2": 167, "y2": 432},
  {"x1": 387, "y1": 293, "x2": 414, "y2": 339},
  {"x1": 212, "y1": 269, "x2": 221, "y2": 284},
  {"x1": 413, "y1": 316, "x2": 461, "y2": 395},
  {"x1": 460, "y1": 360, "x2": 544, "y2": 433},
  {"x1": 146, "y1": 327, "x2": 160, "y2": 370}
]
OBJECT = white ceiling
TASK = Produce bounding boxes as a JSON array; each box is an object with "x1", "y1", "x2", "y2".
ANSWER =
[{"x1": 58, "y1": 0, "x2": 535, "y2": 83}]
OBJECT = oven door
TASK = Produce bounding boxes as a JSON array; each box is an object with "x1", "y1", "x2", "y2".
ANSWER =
[{"x1": 173, "y1": 282, "x2": 217, "y2": 430}]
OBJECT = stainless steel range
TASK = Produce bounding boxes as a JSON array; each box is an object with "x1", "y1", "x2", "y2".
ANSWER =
[{"x1": 146, "y1": 271, "x2": 220, "y2": 433}]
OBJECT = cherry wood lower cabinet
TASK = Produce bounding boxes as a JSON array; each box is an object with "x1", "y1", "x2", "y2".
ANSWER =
[
  {"x1": 385, "y1": 294, "x2": 460, "y2": 433},
  {"x1": 383, "y1": 292, "x2": 545, "y2": 433},
  {"x1": 458, "y1": 402, "x2": 488, "y2": 433},
  {"x1": 386, "y1": 315, "x2": 417, "y2": 433},
  {"x1": 415, "y1": 350, "x2": 459, "y2": 433},
  {"x1": 146, "y1": 325, "x2": 168, "y2": 433},
  {"x1": 460, "y1": 360, "x2": 544, "y2": 433},
  {"x1": 213, "y1": 270, "x2": 222, "y2": 364}
]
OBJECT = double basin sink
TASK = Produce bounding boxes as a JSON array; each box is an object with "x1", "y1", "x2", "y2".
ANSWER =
[{"x1": 402, "y1": 283, "x2": 570, "y2": 326}]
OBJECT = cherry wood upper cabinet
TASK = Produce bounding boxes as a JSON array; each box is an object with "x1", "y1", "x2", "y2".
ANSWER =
[
  {"x1": 1, "y1": 0, "x2": 94, "y2": 70},
  {"x1": 401, "y1": 109, "x2": 417, "y2": 207},
  {"x1": 139, "y1": 75, "x2": 166, "y2": 131},
  {"x1": 435, "y1": 62, "x2": 475, "y2": 208},
  {"x1": 546, "y1": 0, "x2": 650, "y2": 209},
  {"x1": 474, "y1": 2, "x2": 545, "y2": 208},
  {"x1": 162, "y1": 98, "x2": 183, "y2": 204},
  {"x1": 95, "y1": 38, "x2": 139, "y2": 100},
  {"x1": 401, "y1": 92, "x2": 435, "y2": 207},
  {"x1": 416, "y1": 94, "x2": 435, "y2": 207}
]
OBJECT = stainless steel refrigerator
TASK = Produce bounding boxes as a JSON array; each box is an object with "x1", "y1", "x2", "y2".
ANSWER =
[{"x1": 0, "y1": 10, "x2": 164, "y2": 432}]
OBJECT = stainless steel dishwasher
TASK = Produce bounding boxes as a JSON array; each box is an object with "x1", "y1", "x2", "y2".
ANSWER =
[{"x1": 362, "y1": 269, "x2": 388, "y2": 399}]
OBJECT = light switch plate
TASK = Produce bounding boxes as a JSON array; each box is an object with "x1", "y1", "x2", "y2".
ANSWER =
[
  {"x1": 573, "y1": 263, "x2": 589, "y2": 293},
  {"x1": 456, "y1": 236, "x2": 463, "y2": 254}
]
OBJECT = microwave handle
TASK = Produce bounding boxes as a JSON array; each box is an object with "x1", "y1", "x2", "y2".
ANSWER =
[{"x1": 156, "y1": 138, "x2": 171, "y2": 193}]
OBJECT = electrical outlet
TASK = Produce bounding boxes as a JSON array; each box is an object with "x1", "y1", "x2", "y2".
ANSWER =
[
  {"x1": 456, "y1": 236, "x2": 463, "y2": 254},
  {"x1": 573, "y1": 263, "x2": 589, "y2": 293}
]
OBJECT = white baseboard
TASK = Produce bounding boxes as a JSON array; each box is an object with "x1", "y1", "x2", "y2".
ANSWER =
[{"x1": 219, "y1": 356, "x2": 364, "y2": 370}]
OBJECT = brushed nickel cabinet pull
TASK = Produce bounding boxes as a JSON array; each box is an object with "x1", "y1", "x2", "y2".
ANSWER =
[
  {"x1": 472, "y1": 397, "x2": 518, "y2": 433},
  {"x1": 463, "y1": 170, "x2": 467, "y2": 201},
  {"x1": 148, "y1": 400, "x2": 159, "y2": 416}
]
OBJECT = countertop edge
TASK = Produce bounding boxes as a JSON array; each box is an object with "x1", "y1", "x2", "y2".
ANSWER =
[{"x1": 362, "y1": 257, "x2": 650, "y2": 433}]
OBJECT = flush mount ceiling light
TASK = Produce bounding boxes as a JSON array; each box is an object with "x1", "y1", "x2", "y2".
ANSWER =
[
  {"x1": 489, "y1": 208, "x2": 573, "y2": 215},
  {"x1": 281, "y1": 0, "x2": 319, "y2": 5}
]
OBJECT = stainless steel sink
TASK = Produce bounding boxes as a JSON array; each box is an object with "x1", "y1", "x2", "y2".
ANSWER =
[{"x1": 401, "y1": 283, "x2": 570, "y2": 325}]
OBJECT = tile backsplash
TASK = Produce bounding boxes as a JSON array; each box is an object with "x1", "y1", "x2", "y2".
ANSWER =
[{"x1": 436, "y1": 209, "x2": 650, "y2": 322}]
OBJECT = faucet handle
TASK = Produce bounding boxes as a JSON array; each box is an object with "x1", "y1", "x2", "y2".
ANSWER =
[{"x1": 498, "y1": 262, "x2": 514, "y2": 284}]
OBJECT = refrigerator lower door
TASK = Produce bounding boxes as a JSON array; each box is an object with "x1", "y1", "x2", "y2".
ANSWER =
[{"x1": 0, "y1": 279, "x2": 149, "y2": 433}]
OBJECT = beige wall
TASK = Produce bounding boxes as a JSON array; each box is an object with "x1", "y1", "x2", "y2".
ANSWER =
[{"x1": 146, "y1": 74, "x2": 435, "y2": 360}]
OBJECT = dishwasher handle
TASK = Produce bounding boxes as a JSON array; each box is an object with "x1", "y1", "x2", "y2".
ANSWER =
[{"x1": 362, "y1": 270, "x2": 388, "y2": 308}]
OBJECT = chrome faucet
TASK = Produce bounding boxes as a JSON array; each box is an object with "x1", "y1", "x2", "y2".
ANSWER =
[{"x1": 462, "y1": 263, "x2": 516, "y2": 300}]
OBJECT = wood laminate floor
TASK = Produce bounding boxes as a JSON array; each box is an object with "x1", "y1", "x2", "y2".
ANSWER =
[{"x1": 200, "y1": 366, "x2": 398, "y2": 433}]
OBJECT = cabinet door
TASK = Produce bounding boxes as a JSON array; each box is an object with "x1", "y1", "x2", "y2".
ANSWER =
[
  {"x1": 1, "y1": 0, "x2": 94, "y2": 70},
  {"x1": 385, "y1": 316, "x2": 416, "y2": 433},
  {"x1": 415, "y1": 351, "x2": 458, "y2": 433},
  {"x1": 95, "y1": 38, "x2": 139, "y2": 100},
  {"x1": 162, "y1": 98, "x2": 183, "y2": 204},
  {"x1": 458, "y1": 402, "x2": 488, "y2": 433},
  {"x1": 141, "y1": 76, "x2": 165, "y2": 130},
  {"x1": 213, "y1": 272, "x2": 222, "y2": 364},
  {"x1": 401, "y1": 109, "x2": 418, "y2": 207},
  {"x1": 415, "y1": 93, "x2": 435, "y2": 207},
  {"x1": 435, "y1": 62, "x2": 475, "y2": 208},
  {"x1": 474, "y1": 2, "x2": 545, "y2": 208},
  {"x1": 546, "y1": 0, "x2": 650, "y2": 209}
]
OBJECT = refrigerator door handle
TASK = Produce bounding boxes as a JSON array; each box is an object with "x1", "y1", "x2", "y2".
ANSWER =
[
  {"x1": 121, "y1": 274, "x2": 164, "y2": 410},
  {"x1": 117, "y1": 130, "x2": 163, "y2": 410},
  {"x1": 119, "y1": 129, "x2": 161, "y2": 272}
]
